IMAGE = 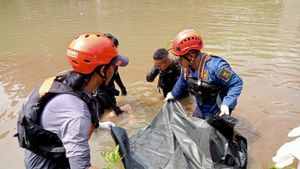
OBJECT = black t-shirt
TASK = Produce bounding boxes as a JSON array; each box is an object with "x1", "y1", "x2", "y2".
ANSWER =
[{"x1": 146, "y1": 60, "x2": 182, "y2": 97}]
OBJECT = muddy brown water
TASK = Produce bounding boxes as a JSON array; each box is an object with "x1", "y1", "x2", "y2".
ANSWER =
[{"x1": 0, "y1": 0, "x2": 300, "y2": 168}]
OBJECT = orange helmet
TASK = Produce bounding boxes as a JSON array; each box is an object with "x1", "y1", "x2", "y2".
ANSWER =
[
  {"x1": 67, "y1": 33, "x2": 118, "y2": 74},
  {"x1": 171, "y1": 29, "x2": 204, "y2": 56}
]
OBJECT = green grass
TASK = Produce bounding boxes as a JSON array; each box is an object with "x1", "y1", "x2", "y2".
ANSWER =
[
  {"x1": 268, "y1": 164, "x2": 296, "y2": 169},
  {"x1": 101, "y1": 145, "x2": 124, "y2": 169}
]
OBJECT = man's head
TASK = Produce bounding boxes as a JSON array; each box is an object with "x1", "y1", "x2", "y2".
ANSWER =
[
  {"x1": 66, "y1": 33, "x2": 128, "y2": 92},
  {"x1": 172, "y1": 29, "x2": 203, "y2": 56},
  {"x1": 153, "y1": 48, "x2": 171, "y2": 71},
  {"x1": 171, "y1": 29, "x2": 203, "y2": 67}
]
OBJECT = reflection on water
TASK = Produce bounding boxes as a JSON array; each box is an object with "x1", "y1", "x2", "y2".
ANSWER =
[
  {"x1": 0, "y1": 131, "x2": 10, "y2": 139},
  {"x1": 0, "y1": 0, "x2": 300, "y2": 168},
  {"x1": 0, "y1": 83, "x2": 25, "y2": 139}
]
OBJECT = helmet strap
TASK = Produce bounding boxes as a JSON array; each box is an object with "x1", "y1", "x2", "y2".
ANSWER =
[
  {"x1": 182, "y1": 55, "x2": 192, "y2": 64},
  {"x1": 181, "y1": 55, "x2": 196, "y2": 66}
]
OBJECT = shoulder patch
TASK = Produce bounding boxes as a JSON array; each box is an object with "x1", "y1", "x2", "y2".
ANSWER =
[
  {"x1": 203, "y1": 70, "x2": 209, "y2": 80},
  {"x1": 217, "y1": 67, "x2": 232, "y2": 82}
]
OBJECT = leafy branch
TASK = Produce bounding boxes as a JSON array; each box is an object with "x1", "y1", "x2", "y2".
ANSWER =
[{"x1": 101, "y1": 145, "x2": 124, "y2": 169}]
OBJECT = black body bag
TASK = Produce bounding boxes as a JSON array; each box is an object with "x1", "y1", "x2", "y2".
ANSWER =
[{"x1": 111, "y1": 101, "x2": 247, "y2": 169}]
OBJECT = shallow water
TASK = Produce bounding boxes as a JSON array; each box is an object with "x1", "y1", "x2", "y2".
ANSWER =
[{"x1": 0, "y1": 0, "x2": 300, "y2": 168}]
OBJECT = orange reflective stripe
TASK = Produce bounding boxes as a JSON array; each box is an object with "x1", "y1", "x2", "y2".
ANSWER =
[
  {"x1": 39, "y1": 77, "x2": 55, "y2": 97},
  {"x1": 197, "y1": 55, "x2": 203, "y2": 78},
  {"x1": 197, "y1": 53, "x2": 210, "y2": 79},
  {"x1": 201, "y1": 55, "x2": 210, "y2": 78},
  {"x1": 88, "y1": 125, "x2": 95, "y2": 139},
  {"x1": 197, "y1": 54, "x2": 206, "y2": 78}
]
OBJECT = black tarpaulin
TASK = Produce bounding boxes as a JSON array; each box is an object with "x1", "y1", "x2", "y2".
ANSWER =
[{"x1": 111, "y1": 101, "x2": 247, "y2": 169}]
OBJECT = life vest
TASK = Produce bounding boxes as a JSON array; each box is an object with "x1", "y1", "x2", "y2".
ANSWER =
[
  {"x1": 186, "y1": 53, "x2": 224, "y2": 103},
  {"x1": 14, "y1": 75, "x2": 99, "y2": 159}
]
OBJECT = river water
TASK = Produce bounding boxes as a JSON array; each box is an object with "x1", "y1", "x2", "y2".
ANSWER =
[{"x1": 0, "y1": 0, "x2": 300, "y2": 168}]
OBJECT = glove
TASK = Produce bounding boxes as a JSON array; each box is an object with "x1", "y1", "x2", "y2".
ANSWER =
[
  {"x1": 164, "y1": 92, "x2": 175, "y2": 102},
  {"x1": 288, "y1": 126, "x2": 300, "y2": 137},
  {"x1": 121, "y1": 87, "x2": 127, "y2": 96},
  {"x1": 98, "y1": 121, "x2": 115, "y2": 129},
  {"x1": 272, "y1": 127, "x2": 300, "y2": 169},
  {"x1": 219, "y1": 104, "x2": 229, "y2": 116}
]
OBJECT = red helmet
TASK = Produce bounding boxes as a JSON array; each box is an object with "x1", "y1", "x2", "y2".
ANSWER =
[
  {"x1": 171, "y1": 29, "x2": 204, "y2": 56},
  {"x1": 67, "y1": 33, "x2": 118, "y2": 74}
]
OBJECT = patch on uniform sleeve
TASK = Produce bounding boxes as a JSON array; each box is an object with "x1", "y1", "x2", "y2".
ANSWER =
[
  {"x1": 217, "y1": 67, "x2": 232, "y2": 82},
  {"x1": 203, "y1": 70, "x2": 209, "y2": 80}
]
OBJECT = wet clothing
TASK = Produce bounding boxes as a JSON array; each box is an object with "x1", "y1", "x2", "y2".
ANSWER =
[
  {"x1": 146, "y1": 60, "x2": 185, "y2": 97},
  {"x1": 96, "y1": 70, "x2": 126, "y2": 116},
  {"x1": 16, "y1": 75, "x2": 98, "y2": 169},
  {"x1": 25, "y1": 94, "x2": 92, "y2": 169},
  {"x1": 171, "y1": 52, "x2": 243, "y2": 119}
]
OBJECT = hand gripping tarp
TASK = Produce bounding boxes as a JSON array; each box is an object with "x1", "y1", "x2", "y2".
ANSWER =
[{"x1": 111, "y1": 101, "x2": 247, "y2": 169}]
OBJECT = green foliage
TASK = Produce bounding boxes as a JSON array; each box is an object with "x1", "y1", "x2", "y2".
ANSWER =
[
  {"x1": 269, "y1": 164, "x2": 279, "y2": 169},
  {"x1": 268, "y1": 164, "x2": 296, "y2": 169},
  {"x1": 101, "y1": 145, "x2": 124, "y2": 169}
]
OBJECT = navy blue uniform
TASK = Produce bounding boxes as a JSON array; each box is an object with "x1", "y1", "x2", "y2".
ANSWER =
[{"x1": 171, "y1": 53, "x2": 243, "y2": 119}]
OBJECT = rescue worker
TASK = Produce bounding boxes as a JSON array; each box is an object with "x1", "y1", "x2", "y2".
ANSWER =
[
  {"x1": 97, "y1": 69, "x2": 127, "y2": 115},
  {"x1": 96, "y1": 33, "x2": 127, "y2": 116},
  {"x1": 146, "y1": 48, "x2": 187, "y2": 98},
  {"x1": 17, "y1": 33, "x2": 128, "y2": 169},
  {"x1": 164, "y1": 29, "x2": 243, "y2": 119}
]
